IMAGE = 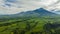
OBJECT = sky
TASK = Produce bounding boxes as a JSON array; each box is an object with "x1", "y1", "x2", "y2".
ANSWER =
[{"x1": 0, "y1": 0, "x2": 60, "y2": 15}]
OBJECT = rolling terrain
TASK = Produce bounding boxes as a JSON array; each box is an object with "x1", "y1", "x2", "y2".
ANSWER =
[{"x1": 0, "y1": 8, "x2": 60, "y2": 34}]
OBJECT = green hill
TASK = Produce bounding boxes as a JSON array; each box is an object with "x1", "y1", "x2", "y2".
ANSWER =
[
  {"x1": 0, "y1": 17, "x2": 60, "y2": 34},
  {"x1": 0, "y1": 8, "x2": 60, "y2": 34}
]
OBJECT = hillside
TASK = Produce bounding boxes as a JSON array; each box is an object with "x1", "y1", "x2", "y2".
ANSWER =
[{"x1": 0, "y1": 8, "x2": 60, "y2": 34}]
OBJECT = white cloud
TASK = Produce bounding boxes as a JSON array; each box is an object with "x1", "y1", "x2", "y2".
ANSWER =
[{"x1": 0, "y1": 0, "x2": 59, "y2": 15}]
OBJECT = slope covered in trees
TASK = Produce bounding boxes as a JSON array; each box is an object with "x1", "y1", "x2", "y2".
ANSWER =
[{"x1": 0, "y1": 16, "x2": 60, "y2": 34}]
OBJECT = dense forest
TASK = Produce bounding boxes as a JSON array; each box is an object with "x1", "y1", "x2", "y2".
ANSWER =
[{"x1": 0, "y1": 16, "x2": 60, "y2": 34}]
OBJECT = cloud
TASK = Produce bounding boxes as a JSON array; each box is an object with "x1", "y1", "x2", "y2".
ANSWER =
[{"x1": 0, "y1": 0, "x2": 59, "y2": 14}]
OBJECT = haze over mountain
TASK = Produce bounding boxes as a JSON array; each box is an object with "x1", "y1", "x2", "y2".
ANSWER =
[
  {"x1": 0, "y1": 8, "x2": 58, "y2": 19},
  {"x1": 16, "y1": 8, "x2": 57, "y2": 16}
]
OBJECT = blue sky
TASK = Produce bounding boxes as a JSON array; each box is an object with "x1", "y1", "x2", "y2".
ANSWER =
[{"x1": 0, "y1": 0, "x2": 60, "y2": 15}]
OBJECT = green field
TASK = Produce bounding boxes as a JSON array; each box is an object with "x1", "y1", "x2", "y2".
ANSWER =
[{"x1": 0, "y1": 17, "x2": 60, "y2": 34}]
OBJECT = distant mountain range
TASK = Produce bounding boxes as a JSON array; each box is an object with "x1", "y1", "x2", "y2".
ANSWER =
[{"x1": 0, "y1": 8, "x2": 59, "y2": 19}]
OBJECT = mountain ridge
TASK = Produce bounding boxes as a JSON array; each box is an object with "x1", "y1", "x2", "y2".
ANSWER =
[{"x1": 0, "y1": 8, "x2": 59, "y2": 19}]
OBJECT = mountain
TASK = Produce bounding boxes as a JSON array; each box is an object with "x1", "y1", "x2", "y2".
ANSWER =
[
  {"x1": 15, "y1": 8, "x2": 57, "y2": 17},
  {"x1": 0, "y1": 8, "x2": 58, "y2": 19}
]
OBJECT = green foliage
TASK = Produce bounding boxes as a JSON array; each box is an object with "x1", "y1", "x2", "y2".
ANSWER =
[{"x1": 0, "y1": 16, "x2": 60, "y2": 34}]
